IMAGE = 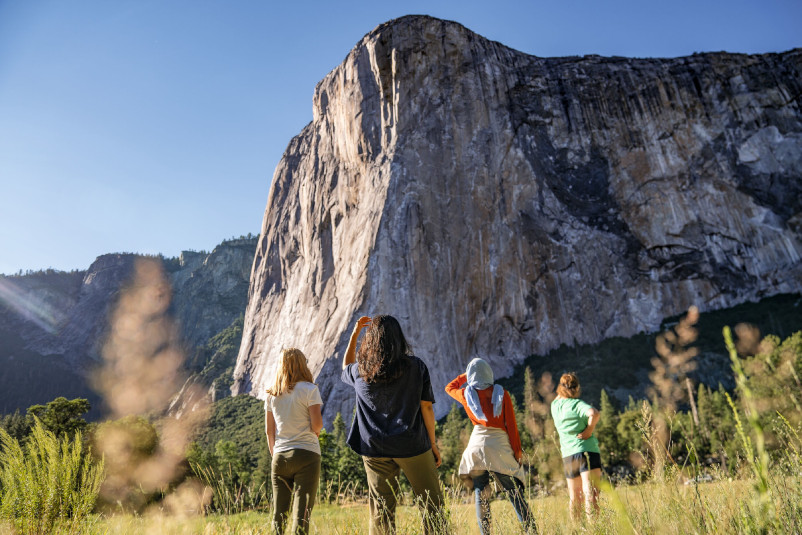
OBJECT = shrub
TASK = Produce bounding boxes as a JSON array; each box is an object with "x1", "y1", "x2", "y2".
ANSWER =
[{"x1": 0, "y1": 418, "x2": 104, "y2": 534}]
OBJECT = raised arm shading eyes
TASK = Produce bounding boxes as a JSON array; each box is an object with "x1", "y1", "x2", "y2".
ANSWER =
[{"x1": 343, "y1": 316, "x2": 372, "y2": 369}]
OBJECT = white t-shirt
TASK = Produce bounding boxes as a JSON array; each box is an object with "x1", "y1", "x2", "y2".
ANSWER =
[{"x1": 265, "y1": 381, "x2": 322, "y2": 455}]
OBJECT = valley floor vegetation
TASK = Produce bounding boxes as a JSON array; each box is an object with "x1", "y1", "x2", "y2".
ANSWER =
[{"x1": 0, "y1": 297, "x2": 801, "y2": 534}]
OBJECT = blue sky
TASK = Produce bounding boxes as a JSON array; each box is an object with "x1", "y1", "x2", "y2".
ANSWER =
[{"x1": 0, "y1": 0, "x2": 800, "y2": 275}]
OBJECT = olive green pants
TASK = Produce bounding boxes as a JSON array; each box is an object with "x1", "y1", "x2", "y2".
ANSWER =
[
  {"x1": 271, "y1": 448, "x2": 321, "y2": 534},
  {"x1": 362, "y1": 449, "x2": 447, "y2": 535}
]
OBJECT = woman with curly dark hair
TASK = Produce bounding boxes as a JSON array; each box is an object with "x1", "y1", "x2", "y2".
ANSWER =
[{"x1": 341, "y1": 315, "x2": 446, "y2": 535}]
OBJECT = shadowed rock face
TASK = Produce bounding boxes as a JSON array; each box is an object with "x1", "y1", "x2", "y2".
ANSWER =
[
  {"x1": 3, "y1": 242, "x2": 256, "y2": 368},
  {"x1": 170, "y1": 240, "x2": 256, "y2": 353},
  {"x1": 0, "y1": 239, "x2": 256, "y2": 415},
  {"x1": 232, "y1": 15, "x2": 802, "y2": 422},
  {"x1": 2, "y1": 254, "x2": 139, "y2": 369}
]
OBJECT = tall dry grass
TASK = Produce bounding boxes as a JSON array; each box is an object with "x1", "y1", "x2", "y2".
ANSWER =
[
  {"x1": 190, "y1": 462, "x2": 266, "y2": 515},
  {"x1": 32, "y1": 476, "x2": 772, "y2": 534}
]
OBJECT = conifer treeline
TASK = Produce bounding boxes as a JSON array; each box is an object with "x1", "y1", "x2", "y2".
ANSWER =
[
  {"x1": 4, "y1": 330, "x2": 796, "y2": 510},
  {"x1": 432, "y1": 330, "x2": 802, "y2": 488}
]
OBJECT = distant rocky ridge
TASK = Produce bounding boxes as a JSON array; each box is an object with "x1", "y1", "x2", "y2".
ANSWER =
[
  {"x1": 0, "y1": 237, "x2": 257, "y2": 415},
  {"x1": 232, "y1": 15, "x2": 802, "y2": 423}
]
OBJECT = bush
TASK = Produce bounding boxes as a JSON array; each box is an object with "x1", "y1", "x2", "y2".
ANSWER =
[
  {"x1": 91, "y1": 415, "x2": 160, "y2": 512},
  {"x1": 0, "y1": 418, "x2": 104, "y2": 534}
]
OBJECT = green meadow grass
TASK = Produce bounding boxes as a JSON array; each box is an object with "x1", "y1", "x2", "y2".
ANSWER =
[{"x1": 15, "y1": 477, "x2": 782, "y2": 534}]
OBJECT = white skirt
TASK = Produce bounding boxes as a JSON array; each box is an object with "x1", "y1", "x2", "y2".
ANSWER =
[{"x1": 458, "y1": 425, "x2": 525, "y2": 484}]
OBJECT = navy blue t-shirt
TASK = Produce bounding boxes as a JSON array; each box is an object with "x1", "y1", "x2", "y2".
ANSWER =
[{"x1": 341, "y1": 355, "x2": 435, "y2": 458}]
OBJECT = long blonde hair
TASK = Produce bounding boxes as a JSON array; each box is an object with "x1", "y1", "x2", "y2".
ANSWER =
[{"x1": 266, "y1": 348, "x2": 314, "y2": 397}]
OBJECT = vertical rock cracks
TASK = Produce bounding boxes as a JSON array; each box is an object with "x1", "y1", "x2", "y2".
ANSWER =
[{"x1": 233, "y1": 16, "x2": 802, "y2": 422}]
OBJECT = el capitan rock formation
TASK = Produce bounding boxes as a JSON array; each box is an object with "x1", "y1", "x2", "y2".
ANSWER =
[{"x1": 232, "y1": 15, "x2": 802, "y2": 421}]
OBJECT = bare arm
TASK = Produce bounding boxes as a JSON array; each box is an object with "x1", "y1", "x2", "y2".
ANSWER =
[
  {"x1": 421, "y1": 400, "x2": 441, "y2": 467},
  {"x1": 343, "y1": 316, "x2": 372, "y2": 370},
  {"x1": 308, "y1": 404, "x2": 323, "y2": 437},
  {"x1": 266, "y1": 410, "x2": 276, "y2": 456},
  {"x1": 577, "y1": 407, "x2": 600, "y2": 440}
]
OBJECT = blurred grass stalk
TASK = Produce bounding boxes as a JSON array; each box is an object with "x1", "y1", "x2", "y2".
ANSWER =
[
  {"x1": 93, "y1": 258, "x2": 210, "y2": 514},
  {"x1": 723, "y1": 325, "x2": 775, "y2": 530}
]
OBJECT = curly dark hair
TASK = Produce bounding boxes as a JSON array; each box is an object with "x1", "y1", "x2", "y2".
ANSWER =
[{"x1": 358, "y1": 315, "x2": 410, "y2": 384}]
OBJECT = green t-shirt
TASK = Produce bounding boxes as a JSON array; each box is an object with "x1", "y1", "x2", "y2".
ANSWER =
[{"x1": 550, "y1": 397, "x2": 600, "y2": 457}]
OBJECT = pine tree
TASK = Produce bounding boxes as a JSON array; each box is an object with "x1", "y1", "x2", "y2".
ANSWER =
[
  {"x1": 329, "y1": 412, "x2": 365, "y2": 489},
  {"x1": 215, "y1": 440, "x2": 249, "y2": 485},
  {"x1": 510, "y1": 393, "x2": 534, "y2": 451},
  {"x1": 318, "y1": 428, "x2": 334, "y2": 484},
  {"x1": 596, "y1": 389, "x2": 620, "y2": 465},
  {"x1": 0, "y1": 411, "x2": 28, "y2": 443},
  {"x1": 253, "y1": 440, "x2": 272, "y2": 491},
  {"x1": 523, "y1": 367, "x2": 538, "y2": 438},
  {"x1": 615, "y1": 402, "x2": 647, "y2": 468},
  {"x1": 438, "y1": 403, "x2": 469, "y2": 482}
]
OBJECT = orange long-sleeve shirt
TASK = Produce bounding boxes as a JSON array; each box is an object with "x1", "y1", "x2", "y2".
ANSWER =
[{"x1": 445, "y1": 373, "x2": 523, "y2": 459}]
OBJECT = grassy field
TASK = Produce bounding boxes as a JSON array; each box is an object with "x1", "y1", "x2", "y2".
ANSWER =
[
  {"x1": 2, "y1": 477, "x2": 777, "y2": 535},
  {"x1": 2, "y1": 297, "x2": 799, "y2": 534}
]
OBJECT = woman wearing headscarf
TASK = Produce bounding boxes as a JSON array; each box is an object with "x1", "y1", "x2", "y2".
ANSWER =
[{"x1": 446, "y1": 358, "x2": 537, "y2": 534}]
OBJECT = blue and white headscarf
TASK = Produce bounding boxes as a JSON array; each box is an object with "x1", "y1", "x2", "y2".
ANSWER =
[{"x1": 463, "y1": 358, "x2": 504, "y2": 422}]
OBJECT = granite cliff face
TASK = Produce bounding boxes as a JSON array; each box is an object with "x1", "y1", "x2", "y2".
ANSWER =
[
  {"x1": 0, "y1": 238, "x2": 257, "y2": 414},
  {"x1": 232, "y1": 16, "x2": 802, "y2": 421},
  {"x1": 170, "y1": 239, "x2": 256, "y2": 354}
]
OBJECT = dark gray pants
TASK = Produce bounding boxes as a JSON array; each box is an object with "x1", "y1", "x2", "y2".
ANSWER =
[
  {"x1": 271, "y1": 448, "x2": 321, "y2": 534},
  {"x1": 362, "y1": 449, "x2": 447, "y2": 535}
]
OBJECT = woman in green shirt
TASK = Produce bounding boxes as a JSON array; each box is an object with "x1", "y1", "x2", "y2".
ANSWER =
[{"x1": 550, "y1": 373, "x2": 602, "y2": 520}]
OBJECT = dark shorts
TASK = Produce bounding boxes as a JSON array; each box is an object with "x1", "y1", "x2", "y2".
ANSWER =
[{"x1": 562, "y1": 451, "x2": 602, "y2": 479}]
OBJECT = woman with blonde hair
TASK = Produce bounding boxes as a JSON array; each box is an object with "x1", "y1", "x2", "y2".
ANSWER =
[
  {"x1": 550, "y1": 372, "x2": 602, "y2": 520},
  {"x1": 265, "y1": 348, "x2": 323, "y2": 534}
]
